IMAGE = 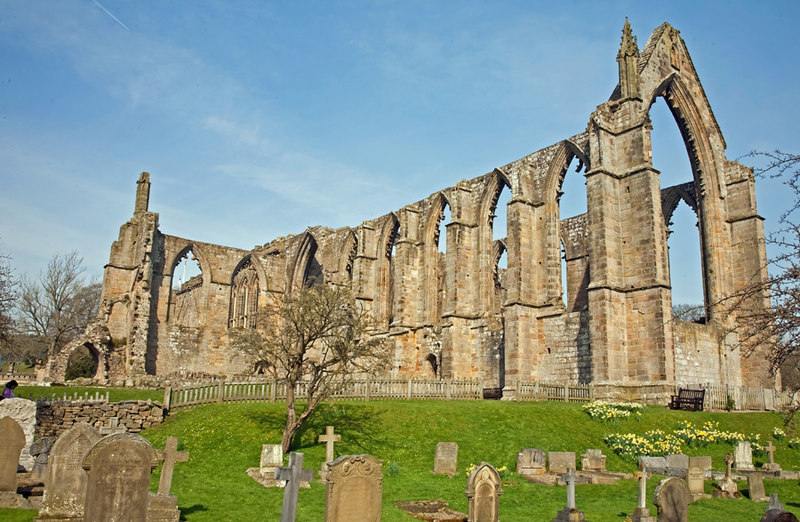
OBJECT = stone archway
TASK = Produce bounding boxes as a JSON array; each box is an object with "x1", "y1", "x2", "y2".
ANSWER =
[{"x1": 47, "y1": 322, "x2": 111, "y2": 384}]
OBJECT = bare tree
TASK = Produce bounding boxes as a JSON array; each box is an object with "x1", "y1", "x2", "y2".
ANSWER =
[
  {"x1": 0, "y1": 249, "x2": 15, "y2": 349},
  {"x1": 16, "y1": 252, "x2": 101, "y2": 362},
  {"x1": 230, "y1": 284, "x2": 389, "y2": 452}
]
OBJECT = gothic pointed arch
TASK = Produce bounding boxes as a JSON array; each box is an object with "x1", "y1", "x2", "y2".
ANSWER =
[
  {"x1": 422, "y1": 192, "x2": 450, "y2": 323},
  {"x1": 229, "y1": 254, "x2": 262, "y2": 329},
  {"x1": 374, "y1": 213, "x2": 400, "y2": 328},
  {"x1": 339, "y1": 229, "x2": 358, "y2": 283},
  {"x1": 288, "y1": 231, "x2": 319, "y2": 294},
  {"x1": 167, "y1": 243, "x2": 207, "y2": 326}
]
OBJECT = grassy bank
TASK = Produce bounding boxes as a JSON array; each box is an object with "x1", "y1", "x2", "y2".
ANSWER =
[{"x1": 3, "y1": 399, "x2": 797, "y2": 521}]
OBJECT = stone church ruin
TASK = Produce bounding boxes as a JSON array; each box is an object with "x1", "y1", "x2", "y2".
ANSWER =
[{"x1": 53, "y1": 22, "x2": 774, "y2": 398}]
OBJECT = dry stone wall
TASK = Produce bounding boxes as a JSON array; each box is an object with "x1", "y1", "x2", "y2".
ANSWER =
[
  {"x1": 54, "y1": 22, "x2": 776, "y2": 400},
  {"x1": 34, "y1": 400, "x2": 166, "y2": 439}
]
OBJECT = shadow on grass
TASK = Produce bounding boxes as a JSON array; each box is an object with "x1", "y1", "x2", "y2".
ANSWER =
[
  {"x1": 180, "y1": 504, "x2": 207, "y2": 518},
  {"x1": 241, "y1": 402, "x2": 389, "y2": 453}
]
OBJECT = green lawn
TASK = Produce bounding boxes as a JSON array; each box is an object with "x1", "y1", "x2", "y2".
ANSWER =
[
  {"x1": 3, "y1": 399, "x2": 799, "y2": 521},
  {"x1": 14, "y1": 385, "x2": 164, "y2": 403}
]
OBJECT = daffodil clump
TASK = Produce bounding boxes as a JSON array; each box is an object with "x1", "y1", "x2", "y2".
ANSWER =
[
  {"x1": 606, "y1": 420, "x2": 766, "y2": 461},
  {"x1": 788, "y1": 437, "x2": 800, "y2": 449},
  {"x1": 673, "y1": 420, "x2": 747, "y2": 448},
  {"x1": 465, "y1": 463, "x2": 511, "y2": 480},
  {"x1": 582, "y1": 401, "x2": 645, "y2": 424},
  {"x1": 773, "y1": 427, "x2": 786, "y2": 441},
  {"x1": 604, "y1": 430, "x2": 683, "y2": 460}
]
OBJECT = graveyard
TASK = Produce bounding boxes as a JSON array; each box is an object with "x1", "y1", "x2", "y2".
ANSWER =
[{"x1": 1, "y1": 390, "x2": 800, "y2": 521}]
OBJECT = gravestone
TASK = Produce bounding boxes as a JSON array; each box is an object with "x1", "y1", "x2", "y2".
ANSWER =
[
  {"x1": 276, "y1": 452, "x2": 314, "y2": 522},
  {"x1": 748, "y1": 472, "x2": 769, "y2": 502},
  {"x1": 465, "y1": 462, "x2": 502, "y2": 522},
  {"x1": 247, "y1": 443, "x2": 286, "y2": 488},
  {"x1": 98, "y1": 417, "x2": 127, "y2": 436},
  {"x1": 318, "y1": 426, "x2": 341, "y2": 482},
  {"x1": 0, "y1": 416, "x2": 27, "y2": 508},
  {"x1": 0, "y1": 398, "x2": 37, "y2": 470},
  {"x1": 639, "y1": 456, "x2": 668, "y2": 475},
  {"x1": 433, "y1": 442, "x2": 459, "y2": 476},
  {"x1": 580, "y1": 449, "x2": 607, "y2": 472},
  {"x1": 82, "y1": 433, "x2": 159, "y2": 522},
  {"x1": 548, "y1": 452, "x2": 576, "y2": 474},
  {"x1": 325, "y1": 454, "x2": 382, "y2": 522},
  {"x1": 759, "y1": 494, "x2": 800, "y2": 522},
  {"x1": 734, "y1": 441, "x2": 755, "y2": 472},
  {"x1": 631, "y1": 465, "x2": 656, "y2": 522},
  {"x1": 653, "y1": 477, "x2": 691, "y2": 522},
  {"x1": 714, "y1": 453, "x2": 739, "y2": 498},
  {"x1": 37, "y1": 422, "x2": 103, "y2": 521},
  {"x1": 148, "y1": 436, "x2": 188, "y2": 522},
  {"x1": 763, "y1": 441, "x2": 782, "y2": 472},
  {"x1": 29, "y1": 436, "x2": 56, "y2": 482},
  {"x1": 686, "y1": 457, "x2": 707, "y2": 499},
  {"x1": 552, "y1": 469, "x2": 585, "y2": 521},
  {"x1": 666, "y1": 454, "x2": 688, "y2": 477},
  {"x1": 517, "y1": 448, "x2": 546, "y2": 475}
]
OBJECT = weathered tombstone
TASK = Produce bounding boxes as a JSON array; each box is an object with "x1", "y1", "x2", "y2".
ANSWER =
[
  {"x1": 276, "y1": 452, "x2": 314, "y2": 522},
  {"x1": 653, "y1": 477, "x2": 691, "y2": 522},
  {"x1": 98, "y1": 417, "x2": 127, "y2": 436},
  {"x1": 734, "y1": 441, "x2": 755, "y2": 472},
  {"x1": 0, "y1": 416, "x2": 27, "y2": 508},
  {"x1": 433, "y1": 442, "x2": 458, "y2": 476},
  {"x1": 580, "y1": 449, "x2": 607, "y2": 472},
  {"x1": 325, "y1": 454, "x2": 382, "y2": 522},
  {"x1": 0, "y1": 398, "x2": 37, "y2": 470},
  {"x1": 37, "y1": 422, "x2": 103, "y2": 521},
  {"x1": 713, "y1": 453, "x2": 739, "y2": 498},
  {"x1": 29, "y1": 436, "x2": 56, "y2": 482},
  {"x1": 686, "y1": 457, "x2": 707, "y2": 499},
  {"x1": 318, "y1": 426, "x2": 341, "y2": 481},
  {"x1": 748, "y1": 472, "x2": 769, "y2": 502},
  {"x1": 548, "y1": 452, "x2": 576, "y2": 474},
  {"x1": 551, "y1": 469, "x2": 585, "y2": 521},
  {"x1": 148, "y1": 436, "x2": 188, "y2": 522},
  {"x1": 639, "y1": 456, "x2": 668, "y2": 475},
  {"x1": 666, "y1": 454, "x2": 688, "y2": 477},
  {"x1": 517, "y1": 448, "x2": 546, "y2": 475},
  {"x1": 760, "y1": 494, "x2": 799, "y2": 522},
  {"x1": 630, "y1": 465, "x2": 656, "y2": 522},
  {"x1": 465, "y1": 462, "x2": 502, "y2": 522},
  {"x1": 247, "y1": 443, "x2": 286, "y2": 488},
  {"x1": 763, "y1": 441, "x2": 782, "y2": 472},
  {"x1": 82, "y1": 433, "x2": 158, "y2": 522}
]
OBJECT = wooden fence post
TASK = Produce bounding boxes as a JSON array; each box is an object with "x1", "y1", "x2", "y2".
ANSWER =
[
  {"x1": 217, "y1": 381, "x2": 225, "y2": 404},
  {"x1": 163, "y1": 387, "x2": 172, "y2": 410},
  {"x1": 407, "y1": 379, "x2": 412, "y2": 400}
]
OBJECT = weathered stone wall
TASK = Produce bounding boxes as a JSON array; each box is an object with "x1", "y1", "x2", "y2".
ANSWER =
[
  {"x1": 57, "y1": 21, "x2": 775, "y2": 396},
  {"x1": 34, "y1": 400, "x2": 166, "y2": 439}
]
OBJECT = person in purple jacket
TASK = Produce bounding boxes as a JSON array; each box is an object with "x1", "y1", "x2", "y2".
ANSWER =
[{"x1": 2, "y1": 380, "x2": 18, "y2": 399}]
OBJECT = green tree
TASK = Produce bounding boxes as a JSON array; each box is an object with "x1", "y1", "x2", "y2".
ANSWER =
[{"x1": 230, "y1": 284, "x2": 389, "y2": 452}]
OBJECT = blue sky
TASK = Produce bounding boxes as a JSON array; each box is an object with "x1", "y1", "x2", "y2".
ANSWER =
[{"x1": 1, "y1": 1, "x2": 798, "y2": 306}]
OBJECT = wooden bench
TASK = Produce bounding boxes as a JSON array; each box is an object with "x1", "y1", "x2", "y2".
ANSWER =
[{"x1": 669, "y1": 388, "x2": 705, "y2": 411}]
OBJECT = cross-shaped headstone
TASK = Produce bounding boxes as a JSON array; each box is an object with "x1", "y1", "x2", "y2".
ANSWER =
[
  {"x1": 275, "y1": 452, "x2": 314, "y2": 522},
  {"x1": 99, "y1": 417, "x2": 126, "y2": 436},
  {"x1": 318, "y1": 426, "x2": 340, "y2": 463},
  {"x1": 155, "y1": 436, "x2": 189, "y2": 495},
  {"x1": 724, "y1": 453, "x2": 733, "y2": 479},
  {"x1": 635, "y1": 465, "x2": 651, "y2": 509},
  {"x1": 764, "y1": 441, "x2": 776, "y2": 465},
  {"x1": 563, "y1": 469, "x2": 577, "y2": 510}
]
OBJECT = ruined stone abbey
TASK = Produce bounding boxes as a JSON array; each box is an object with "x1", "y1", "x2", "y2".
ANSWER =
[{"x1": 52, "y1": 22, "x2": 775, "y2": 397}]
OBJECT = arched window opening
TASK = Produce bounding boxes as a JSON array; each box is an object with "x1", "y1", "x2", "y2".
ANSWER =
[
  {"x1": 388, "y1": 243, "x2": 397, "y2": 326},
  {"x1": 170, "y1": 248, "x2": 203, "y2": 327},
  {"x1": 492, "y1": 185, "x2": 511, "y2": 269},
  {"x1": 425, "y1": 353, "x2": 438, "y2": 378},
  {"x1": 436, "y1": 204, "x2": 451, "y2": 318},
  {"x1": 304, "y1": 256, "x2": 324, "y2": 287},
  {"x1": 494, "y1": 247, "x2": 508, "y2": 313},
  {"x1": 65, "y1": 344, "x2": 98, "y2": 381},
  {"x1": 667, "y1": 200, "x2": 704, "y2": 321},
  {"x1": 558, "y1": 156, "x2": 587, "y2": 309},
  {"x1": 229, "y1": 258, "x2": 260, "y2": 329},
  {"x1": 650, "y1": 97, "x2": 705, "y2": 319}
]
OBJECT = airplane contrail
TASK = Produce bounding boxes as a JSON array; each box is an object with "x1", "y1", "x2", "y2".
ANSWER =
[{"x1": 92, "y1": 0, "x2": 130, "y2": 31}]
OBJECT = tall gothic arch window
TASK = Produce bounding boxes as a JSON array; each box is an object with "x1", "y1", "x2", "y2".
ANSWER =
[{"x1": 229, "y1": 258, "x2": 260, "y2": 329}]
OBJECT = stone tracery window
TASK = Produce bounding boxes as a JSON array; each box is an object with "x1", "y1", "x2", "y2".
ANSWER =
[{"x1": 229, "y1": 258, "x2": 260, "y2": 329}]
